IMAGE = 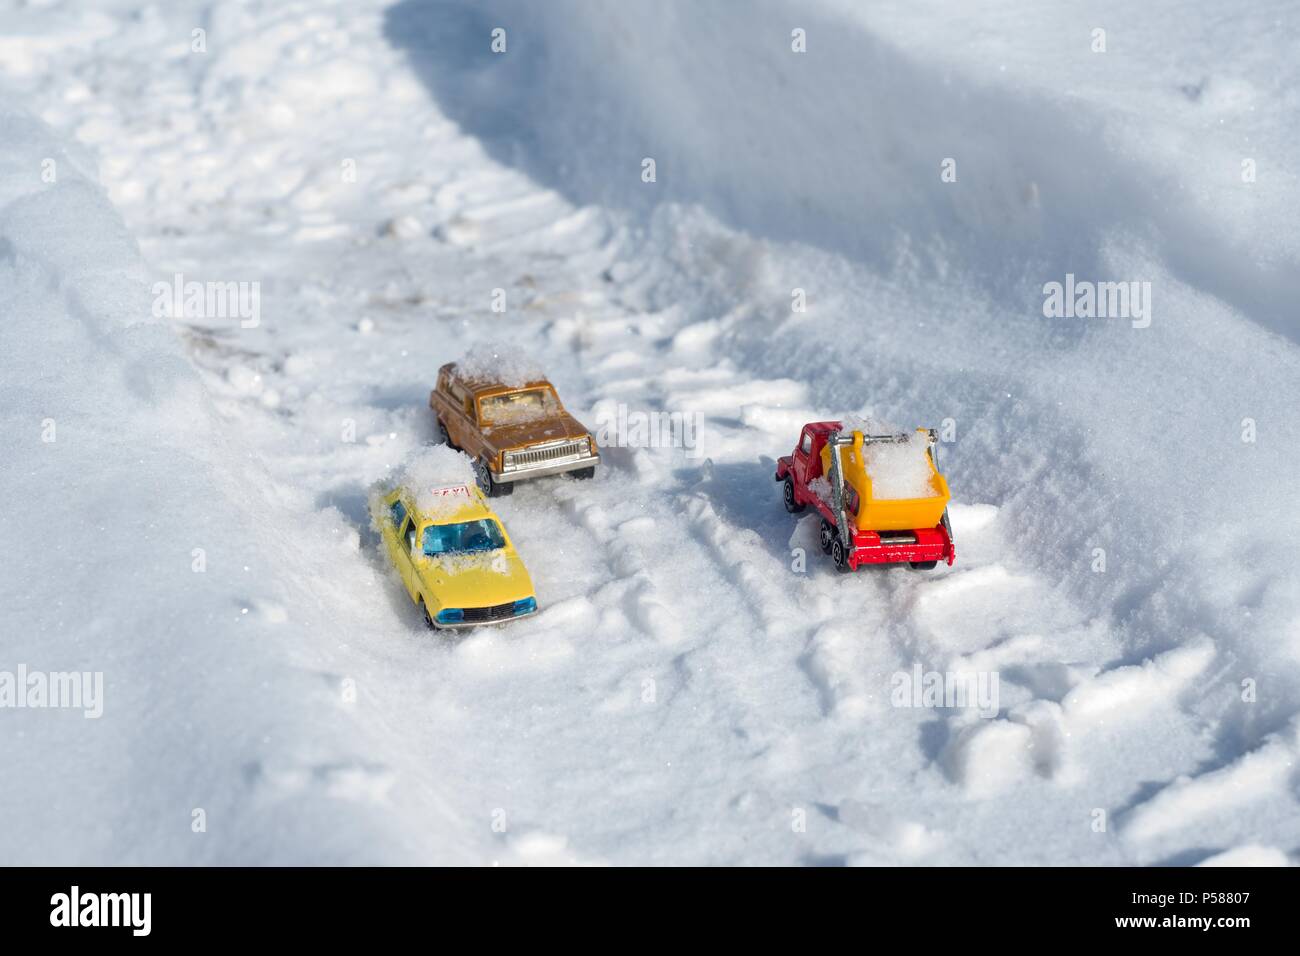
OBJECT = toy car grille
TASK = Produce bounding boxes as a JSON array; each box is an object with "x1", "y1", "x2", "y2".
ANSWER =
[
  {"x1": 461, "y1": 602, "x2": 517, "y2": 623},
  {"x1": 511, "y1": 439, "x2": 587, "y2": 466}
]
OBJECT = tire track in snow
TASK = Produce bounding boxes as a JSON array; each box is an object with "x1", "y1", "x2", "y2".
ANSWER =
[{"x1": 549, "y1": 478, "x2": 675, "y2": 641}]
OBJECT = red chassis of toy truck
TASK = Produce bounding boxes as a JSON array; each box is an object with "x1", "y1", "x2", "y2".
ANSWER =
[{"x1": 775, "y1": 421, "x2": 955, "y2": 571}]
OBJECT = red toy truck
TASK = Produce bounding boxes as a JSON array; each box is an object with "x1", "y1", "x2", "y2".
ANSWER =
[{"x1": 776, "y1": 421, "x2": 956, "y2": 571}]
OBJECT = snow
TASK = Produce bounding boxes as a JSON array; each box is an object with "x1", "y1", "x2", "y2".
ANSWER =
[
  {"x1": 1122, "y1": 718, "x2": 1300, "y2": 844},
  {"x1": 2, "y1": 0, "x2": 1298, "y2": 866},
  {"x1": 385, "y1": 445, "x2": 476, "y2": 516},
  {"x1": 1197, "y1": 845, "x2": 1292, "y2": 868},
  {"x1": 861, "y1": 436, "x2": 939, "y2": 500},
  {"x1": 0, "y1": 112, "x2": 456, "y2": 864},
  {"x1": 456, "y1": 344, "x2": 548, "y2": 389}
]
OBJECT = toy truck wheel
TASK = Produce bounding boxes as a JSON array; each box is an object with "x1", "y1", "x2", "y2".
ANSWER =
[
  {"x1": 783, "y1": 477, "x2": 805, "y2": 513},
  {"x1": 436, "y1": 417, "x2": 453, "y2": 447},
  {"x1": 909, "y1": 560, "x2": 938, "y2": 571},
  {"x1": 569, "y1": 466, "x2": 596, "y2": 481},
  {"x1": 819, "y1": 519, "x2": 835, "y2": 554},
  {"x1": 831, "y1": 536, "x2": 852, "y2": 573},
  {"x1": 474, "y1": 458, "x2": 513, "y2": 497}
]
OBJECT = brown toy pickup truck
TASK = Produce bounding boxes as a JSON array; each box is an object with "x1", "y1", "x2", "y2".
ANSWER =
[{"x1": 430, "y1": 362, "x2": 599, "y2": 496}]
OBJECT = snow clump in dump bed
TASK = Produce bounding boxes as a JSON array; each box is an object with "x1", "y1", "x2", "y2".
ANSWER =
[
  {"x1": 837, "y1": 415, "x2": 939, "y2": 499},
  {"x1": 863, "y1": 435, "x2": 939, "y2": 500}
]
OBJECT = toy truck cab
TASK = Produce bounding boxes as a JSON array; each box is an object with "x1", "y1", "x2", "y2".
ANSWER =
[
  {"x1": 431, "y1": 362, "x2": 599, "y2": 497},
  {"x1": 777, "y1": 421, "x2": 956, "y2": 572},
  {"x1": 777, "y1": 421, "x2": 838, "y2": 511}
]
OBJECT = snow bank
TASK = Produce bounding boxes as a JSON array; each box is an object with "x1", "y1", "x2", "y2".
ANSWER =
[
  {"x1": 393, "y1": 0, "x2": 1300, "y2": 342},
  {"x1": 0, "y1": 111, "x2": 468, "y2": 864}
]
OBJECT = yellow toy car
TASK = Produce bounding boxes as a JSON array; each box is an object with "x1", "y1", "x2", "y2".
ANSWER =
[{"x1": 375, "y1": 480, "x2": 538, "y2": 629}]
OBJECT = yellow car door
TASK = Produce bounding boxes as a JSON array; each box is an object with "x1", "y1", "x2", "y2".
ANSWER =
[
  {"x1": 397, "y1": 516, "x2": 424, "y2": 601},
  {"x1": 379, "y1": 494, "x2": 404, "y2": 557},
  {"x1": 381, "y1": 495, "x2": 420, "y2": 601}
]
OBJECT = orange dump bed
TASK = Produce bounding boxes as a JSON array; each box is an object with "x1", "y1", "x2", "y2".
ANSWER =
[{"x1": 819, "y1": 430, "x2": 951, "y2": 532}]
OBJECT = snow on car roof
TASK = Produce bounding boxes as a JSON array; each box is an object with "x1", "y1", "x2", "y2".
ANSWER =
[
  {"x1": 380, "y1": 446, "x2": 483, "y2": 518},
  {"x1": 452, "y1": 345, "x2": 550, "y2": 391},
  {"x1": 418, "y1": 482, "x2": 490, "y2": 521}
]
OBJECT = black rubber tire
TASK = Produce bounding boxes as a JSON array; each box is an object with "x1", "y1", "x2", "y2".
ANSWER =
[
  {"x1": 569, "y1": 466, "x2": 596, "y2": 480},
  {"x1": 819, "y1": 519, "x2": 835, "y2": 554},
  {"x1": 475, "y1": 459, "x2": 513, "y2": 497},
  {"x1": 436, "y1": 418, "x2": 452, "y2": 447},
  {"x1": 909, "y1": 560, "x2": 939, "y2": 571},
  {"x1": 783, "y1": 476, "x2": 805, "y2": 513},
  {"x1": 419, "y1": 598, "x2": 436, "y2": 630},
  {"x1": 832, "y1": 536, "x2": 852, "y2": 573}
]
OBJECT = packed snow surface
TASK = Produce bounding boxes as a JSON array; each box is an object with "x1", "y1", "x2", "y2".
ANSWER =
[{"x1": 2, "y1": 0, "x2": 1298, "y2": 865}]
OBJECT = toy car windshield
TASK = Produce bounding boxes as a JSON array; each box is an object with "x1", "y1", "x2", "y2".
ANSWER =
[
  {"x1": 479, "y1": 387, "x2": 559, "y2": 424},
  {"x1": 423, "y1": 519, "x2": 506, "y2": 555}
]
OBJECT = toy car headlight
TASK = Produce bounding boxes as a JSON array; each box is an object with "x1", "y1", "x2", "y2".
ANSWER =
[
  {"x1": 436, "y1": 608, "x2": 464, "y2": 624},
  {"x1": 513, "y1": 597, "x2": 537, "y2": 616}
]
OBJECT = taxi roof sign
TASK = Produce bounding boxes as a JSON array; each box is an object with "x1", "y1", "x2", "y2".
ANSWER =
[{"x1": 428, "y1": 483, "x2": 473, "y2": 497}]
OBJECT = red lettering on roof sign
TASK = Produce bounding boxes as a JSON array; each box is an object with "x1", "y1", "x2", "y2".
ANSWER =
[{"x1": 429, "y1": 484, "x2": 471, "y2": 497}]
